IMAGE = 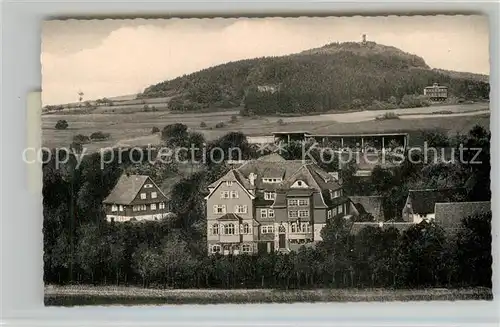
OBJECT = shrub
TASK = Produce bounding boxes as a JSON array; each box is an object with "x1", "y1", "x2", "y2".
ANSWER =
[
  {"x1": 143, "y1": 105, "x2": 150, "y2": 112},
  {"x1": 200, "y1": 121, "x2": 207, "y2": 128},
  {"x1": 230, "y1": 115, "x2": 238, "y2": 123},
  {"x1": 55, "y1": 120, "x2": 68, "y2": 130},
  {"x1": 151, "y1": 126, "x2": 160, "y2": 134},
  {"x1": 277, "y1": 119, "x2": 285, "y2": 125},
  {"x1": 215, "y1": 122, "x2": 226, "y2": 128},
  {"x1": 90, "y1": 131, "x2": 110, "y2": 141}
]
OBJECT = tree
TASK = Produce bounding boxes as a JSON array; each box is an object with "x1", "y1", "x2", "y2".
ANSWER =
[
  {"x1": 161, "y1": 123, "x2": 189, "y2": 147},
  {"x1": 78, "y1": 91, "x2": 84, "y2": 105},
  {"x1": 230, "y1": 115, "x2": 238, "y2": 123},
  {"x1": 371, "y1": 166, "x2": 394, "y2": 195},
  {"x1": 200, "y1": 121, "x2": 207, "y2": 128},
  {"x1": 394, "y1": 221, "x2": 447, "y2": 287},
  {"x1": 151, "y1": 126, "x2": 160, "y2": 134},
  {"x1": 454, "y1": 212, "x2": 492, "y2": 287},
  {"x1": 55, "y1": 120, "x2": 68, "y2": 130}
]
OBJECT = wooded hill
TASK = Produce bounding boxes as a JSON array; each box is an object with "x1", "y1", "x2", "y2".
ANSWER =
[{"x1": 137, "y1": 41, "x2": 490, "y2": 115}]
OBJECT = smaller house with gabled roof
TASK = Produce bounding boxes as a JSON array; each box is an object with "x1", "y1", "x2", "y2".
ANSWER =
[
  {"x1": 402, "y1": 188, "x2": 466, "y2": 223},
  {"x1": 103, "y1": 174, "x2": 171, "y2": 222}
]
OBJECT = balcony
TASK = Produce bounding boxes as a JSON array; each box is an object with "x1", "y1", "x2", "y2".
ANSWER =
[
  {"x1": 219, "y1": 235, "x2": 241, "y2": 243},
  {"x1": 288, "y1": 232, "x2": 313, "y2": 240}
]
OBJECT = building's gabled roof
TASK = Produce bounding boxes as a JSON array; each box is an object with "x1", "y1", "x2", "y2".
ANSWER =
[
  {"x1": 206, "y1": 154, "x2": 341, "y2": 207},
  {"x1": 349, "y1": 196, "x2": 385, "y2": 222},
  {"x1": 407, "y1": 188, "x2": 467, "y2": 214},
  {"x1": 103, "y1": 174, "x2": 150, "y2": 205},
  {"x1": 434, "y1": 201, "x2": 491, "y2": 233},
  {"x1": 256, "y1": 153, "x2": 287, "y2": 162}
]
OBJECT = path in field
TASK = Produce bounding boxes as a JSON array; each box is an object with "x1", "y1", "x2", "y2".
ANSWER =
[{"x1": 280, "y1": 103, "x2": 489, "y2": 124}]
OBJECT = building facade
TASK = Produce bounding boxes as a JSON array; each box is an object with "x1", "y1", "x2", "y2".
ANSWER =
[
  {"x1": 424, "y1": 83, "x2": 448, "y2": 101},
  {"x1": 103, "y1": 174, "x2": 171, "y2": 222},
  {"x1": 205, "y1": 154, "x2": 352, "y2": 255}
]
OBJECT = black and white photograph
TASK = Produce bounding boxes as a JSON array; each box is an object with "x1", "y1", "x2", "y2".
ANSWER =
[{"x1": 40, "y1": 15, "x2": 492, "y2": 306}]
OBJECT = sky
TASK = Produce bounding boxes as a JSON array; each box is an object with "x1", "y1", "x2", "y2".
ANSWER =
[{"x1": 42, "y1": 15, "x2": 490, "y2": 105}]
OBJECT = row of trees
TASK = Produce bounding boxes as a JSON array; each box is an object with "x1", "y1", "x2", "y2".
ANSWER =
[{"x1": 45, "y1": 210, "x2": 492, "y2": 289}]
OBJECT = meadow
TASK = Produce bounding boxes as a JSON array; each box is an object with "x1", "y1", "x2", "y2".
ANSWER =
[
  {"x1": 42, "y1": 103, "x2": 490, "y2": 153},
  {"x1": 44, "y1": 285, "x2": 492, "y2": 306}
]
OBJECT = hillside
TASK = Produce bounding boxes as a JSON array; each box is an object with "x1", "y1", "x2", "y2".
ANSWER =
[{"x1": 137, "y1": 41, "x2": 490, "y2": 115}]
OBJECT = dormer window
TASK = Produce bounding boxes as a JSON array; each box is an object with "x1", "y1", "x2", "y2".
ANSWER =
[
  {"x1": 291, "y1": 180, "x2": 308, "y2": 188},
  {"x1": 262, "y1": 178, "x2": 282, "y2": 183},
  {"x1": 264, "y1": 192, "x2": 276, "y2": 200}
]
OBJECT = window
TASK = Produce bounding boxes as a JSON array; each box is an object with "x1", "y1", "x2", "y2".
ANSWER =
[
  {"x1": 211, "y1": 224, "x2": 219, "y2": 235},
  {"x1": 242, "y1": 223, "x2": 250, "y2": 234},
  {"x1": 234, "y1": 205, "x2": 247, "y2": 214},
  {"x1": 332, "y1": 207, "x2": 338, "y2": 216},
  {"x1": 242, "y1": 244, "x2": 251, "y2": 253},
  {"x1": 220, "y1": 191, "x2": 230, "y2": 199},
  {"x1": 151, "y1": 192, "x2": 157, "y2": 199},
  {"x1": 144, "y1": 184, "x2": 153, "y2": 188},
  {"x1": 225, "y1": 181, "x2": 233, "y2": 187},
  {"x1": 301, "y1": 223, "x2": 311, "y2": 233},
  {"x1": 264, "y1": 192, "x2": 276, "y2": 200},
  {"x1": 288, "y1": 210, "x2": 298, "y2": 218},
  {"x1": 213, "y1": 205, "x2": 226, "y2": 214},
  {"x1": 224, "y1": 223, "x2": 235, "y2": 235},
  {"x1": 261, "y1": 225, "x2": 274, "y2": 234},
  {"x1": 291, "y1": 180, "x2": 308, "y2": 188},
  {"x1": 263, "y1": 178, "x2": 282, "y2": 183},
  {"x1": 288, "y1": 199, "x2": 298, "y2": 206},
  {"x1": 298, "y1": 199, "x2": 309, "y2": 206},
  {"x1": 338, "y1": 204, "x2": 343, "y2": 214},
  {"x1": 298, "y1": 210, "x2": 309, "y2": 218},
  {"x1": 159, "y1": 202, "x2": 166, "y2": 209},
  {"x1": 150, "y1": 203, "x2": 157, "y2": 210},
  {"x1": 327, "y1": 210, "x2": 332, "y2": 218},
  {"x1": 111, "y1": 205, "x2": 118, "y2": 212},
  {"x1": 230, "y1": 191, "x2": 239, "y2": 199},
  {"x1": 118, "y1": 205, "x2": 123, "y2": 212},
  {"x1": 260, "y1": 209, "x2": 268, "y2": 218},
  {"x1": 268, "y1": 209, "x2": 275, "y2": 218},
  {"x1": 290, "y1": 223, "x2": 298, "y2": 233},
  {"x1": 140, "y1": 193, "x2": 146, "y2": 199},
  {"x1": 211, "y1": 244, "x2": 221, "y2": 254}
]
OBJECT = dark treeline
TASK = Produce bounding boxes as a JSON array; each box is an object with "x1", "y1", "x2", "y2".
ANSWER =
[
  {"x1": 43, "y1": 124, "x2": 491, "y2": 289},
  {"x1": 137, "y1": 42, "x2": 489, "y2": 114}
]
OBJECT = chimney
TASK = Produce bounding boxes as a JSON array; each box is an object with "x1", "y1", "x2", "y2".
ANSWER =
[{"x1": 249, "y1": 173, "x2": 257, "y2": 186}]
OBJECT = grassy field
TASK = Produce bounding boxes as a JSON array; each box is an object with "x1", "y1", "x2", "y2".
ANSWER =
[
  {"x1": 42, "y1": 103, "x2": 490, "y2": 152},
  {"x1": 44, "y1": 285, "x2": 492, "y2": 306}
]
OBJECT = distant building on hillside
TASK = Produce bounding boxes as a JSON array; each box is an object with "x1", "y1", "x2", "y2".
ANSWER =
[
  {"x1": 434, "y1": 201, "x2": 491, "y2": 236},
  {"x1": 424, "y1": 83, "x2": 448, "y2": 101}
]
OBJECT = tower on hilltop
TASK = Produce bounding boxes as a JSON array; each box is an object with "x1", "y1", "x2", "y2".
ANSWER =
[{"x1": 362, "y1": 34, "x2": 367, "y2": 45}]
